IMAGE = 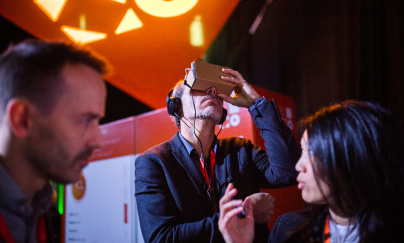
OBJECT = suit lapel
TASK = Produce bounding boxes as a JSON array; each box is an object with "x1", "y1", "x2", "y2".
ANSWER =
[
  {"x1": 214, "y1": 141, "x2": 229, "y2": 198},
  {"x1": 171, "y1": 133, "x2": 211, "y2": 201}
]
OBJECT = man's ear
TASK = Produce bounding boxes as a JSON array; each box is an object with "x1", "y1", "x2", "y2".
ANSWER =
[{"x1": 7, "y1": 99, "x2": 32, "y2": 138}]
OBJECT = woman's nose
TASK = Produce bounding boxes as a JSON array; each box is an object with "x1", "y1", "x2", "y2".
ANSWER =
[{"x1": 295, "y1": 156, "x2": 305, "y2": 173}]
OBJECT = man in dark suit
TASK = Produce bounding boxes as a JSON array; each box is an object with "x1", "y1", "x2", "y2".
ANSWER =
[{"x1": 135, "y1": 68, "x2": 300, "y2": 243}]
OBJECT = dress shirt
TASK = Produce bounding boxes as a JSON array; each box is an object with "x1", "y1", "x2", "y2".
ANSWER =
[{"x1": 0, "y1": 157, "x2": 53, "y2": 243}]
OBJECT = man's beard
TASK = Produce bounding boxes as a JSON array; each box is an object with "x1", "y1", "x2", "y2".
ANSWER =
[{"x1": 187, "y1": 106, "x2": 221, "y2": 124}]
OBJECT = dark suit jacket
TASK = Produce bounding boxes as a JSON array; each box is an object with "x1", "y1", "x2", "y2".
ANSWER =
[
  {"x1": 268, "y1": 207, "x2": 329, "y2": 243},
  {"x1": 135, "y1": 100, "x2": 300, "y2": 243},
  {"x1": 268, "y1": 210, "x2": 309, "y2": 243}
]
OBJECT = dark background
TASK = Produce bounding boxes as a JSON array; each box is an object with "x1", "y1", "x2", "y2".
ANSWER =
[
  {"x1": 205, "y1": 0, "x2": 403, "y2": 124},
  {"x1": 1, "y1": 0, "x2": 403, "y2": 126}
]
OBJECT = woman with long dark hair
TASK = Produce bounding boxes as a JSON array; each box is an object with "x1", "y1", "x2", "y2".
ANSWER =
[{"x1": 219, "y1": 101, "x2": 404, "y2": 243}]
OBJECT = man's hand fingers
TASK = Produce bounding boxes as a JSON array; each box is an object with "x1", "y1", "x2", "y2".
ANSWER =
[
  {"x1": 221, "y1": 69, "x2": 245, "y2": 83},
  {"x1": 217, "y1": 93, "x2": 233, "y2": 104}
]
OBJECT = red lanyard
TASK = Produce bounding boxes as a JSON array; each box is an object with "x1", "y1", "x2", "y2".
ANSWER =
[
  {"x1": 199, "y1": 149, "x2": 217, "y2": 213},
  {"x1": 199, "y1": 150, "x2": 215, "y2": 187},
  {"x1": 324, "y1": 216, "x2": 330, "y2": 243},
  {"x1": 0, "y1": 210, "x2": 47, "y2": 243}
]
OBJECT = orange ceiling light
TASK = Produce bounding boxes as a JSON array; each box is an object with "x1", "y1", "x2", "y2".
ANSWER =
[
  {"x1": 79, "y1": 14, "x2": 86, "y2": 29},
  {"x1": 135, "y1": 0, "x2": 199, "y2": 18},
  {"x1": 0, "y1": 0, "x2": 241, "y2": 109},
  {"x1": 34, "y1": 0, "x2": 67, "y2": 22},
  {"x1": 190, "y1": 15, "x2": 203, "y2": 46}
]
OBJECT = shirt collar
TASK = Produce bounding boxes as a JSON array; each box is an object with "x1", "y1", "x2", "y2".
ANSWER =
[
  {"x1": 178, "y1": 132, "x2": 218, "y2": 155},
  {"x1": 0, "y1": 156, "x2": 53, "y2": 215}
]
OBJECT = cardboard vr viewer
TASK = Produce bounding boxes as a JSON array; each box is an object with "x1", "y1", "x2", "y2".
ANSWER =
[{"x1": 185, "y1": 60, "x2": 236, "y2": 96}]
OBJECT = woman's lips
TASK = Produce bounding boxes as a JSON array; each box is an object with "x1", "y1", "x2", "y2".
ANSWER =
[
  {"x1": 297, "y1": 177, "x2": 305, "y2": 189},
  {"x1": 297, "y1": 181, "x2": 305, "y2": 189}
]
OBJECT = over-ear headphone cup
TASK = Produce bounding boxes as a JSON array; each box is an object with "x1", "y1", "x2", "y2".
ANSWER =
[
  {"x1": 167, "y1": 88, "x2": 182, "y2": 116},
  {"x1": 167, "y1": 97, "x2": 182, "y2": 116},
  {"x1": 167, "y1": 99, "x2": 174, "y2": 116}
]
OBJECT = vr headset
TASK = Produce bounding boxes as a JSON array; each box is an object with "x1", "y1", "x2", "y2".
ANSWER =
[{"x1": 184, "y1": 60, "x2": 236, "y2": 96}]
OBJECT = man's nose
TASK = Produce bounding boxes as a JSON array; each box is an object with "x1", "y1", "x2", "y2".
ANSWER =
[
  {"x1": 206, "y1": 87, "x2": 217, "y2": 96},
  {"x1": 89, "y1": 125, "x2": 105, "y2": 150}
]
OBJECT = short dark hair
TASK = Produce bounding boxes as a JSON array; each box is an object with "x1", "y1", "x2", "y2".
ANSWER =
[
  {"x1": 0, "y1": 39, "x2": 110, "y2": 114},
  {"x1": 171, "y1": 81, "x2": 185, "y2": 129},
  {"x1": 299, "y1": 100, "x2": 404, "y2": 242}
]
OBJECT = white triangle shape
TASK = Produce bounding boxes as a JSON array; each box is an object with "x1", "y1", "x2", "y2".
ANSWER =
[
  {"x1": 34, "y1": 0, "x2": 67, "y2": 22},
  {"x1": 115, "y1": 8, "x2": 143, "y2": 35},
  {"x1": 111, "y1": 0, "x2": 126, "y2": 3},
  {"x1": 61, "y1": 26, "x2": 107, "y2": 45}
]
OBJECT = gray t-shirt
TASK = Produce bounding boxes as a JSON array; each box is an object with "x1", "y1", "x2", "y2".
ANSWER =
[{"x1": 329, "y1": 220, "x2": 359, "y2": 243}]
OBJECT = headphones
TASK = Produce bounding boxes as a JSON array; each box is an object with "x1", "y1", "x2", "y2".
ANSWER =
[{"x1": 166, "y1": 88, "x2": 227, "y2": 125}]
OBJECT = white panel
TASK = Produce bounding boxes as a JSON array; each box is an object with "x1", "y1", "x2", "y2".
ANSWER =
[{"x1": 65, "y1": 155, "x2": 144, "y2": 243}]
